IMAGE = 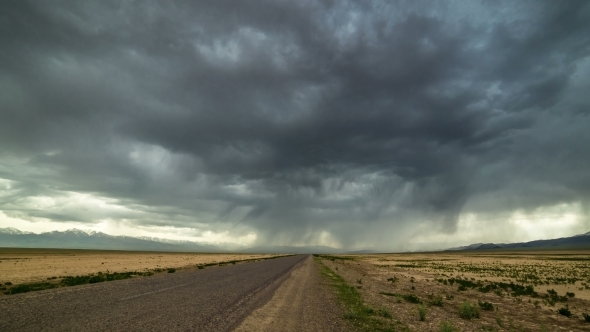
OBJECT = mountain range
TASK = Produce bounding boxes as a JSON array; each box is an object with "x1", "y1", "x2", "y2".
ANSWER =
[
  {"x1": 446, "y1": 231, "x2": 590, "y2": 251},
  {"x1": 3, "y1": 227, "x2": 588, "y2": 253},
  {"x1": 0, "y1": 227, "x2": 221, "y2": 252},
  {"x1": 0, "y1": 227, "x2": 351, "y2": 253}
]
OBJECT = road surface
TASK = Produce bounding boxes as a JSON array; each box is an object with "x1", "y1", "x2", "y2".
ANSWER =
[{"x1": 0, "y1": 255, "x2": 308, "y2": 331}]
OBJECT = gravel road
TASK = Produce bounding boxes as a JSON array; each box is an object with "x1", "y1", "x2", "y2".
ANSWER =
[
  {"x1": 0, "y1": 255, "x2": 307, "y2": 332},
  {"x1": 235, "y1": 255, "x2": 351, "y2": 332}
]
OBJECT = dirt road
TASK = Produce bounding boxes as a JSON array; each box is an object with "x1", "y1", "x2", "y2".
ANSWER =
[
  {"x1": 0, "y1": 255, "x2": 310, "y2": 331},
  {"x1": 235, "y1": 255, "x2": 350, "y2": 332}
]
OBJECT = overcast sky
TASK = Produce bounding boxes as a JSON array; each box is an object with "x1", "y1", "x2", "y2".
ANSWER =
[{"x1": 1, "y1": 1, "x2": 589, "y2": 250}]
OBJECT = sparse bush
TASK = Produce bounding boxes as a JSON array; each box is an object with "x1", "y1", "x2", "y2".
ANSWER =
[
  {"x1": 167, "y1": 268, "x2": 176, "y2": 273},
  {"x1": 5, "y1": 282, "x2": 12, "y2": 286},
  {"x1": 197, "y1": 265, "x2": 204, "y2": 269},
  {"x1": 378, "y1": 307, "x2": 392, "y2": 318},
  {"x1": 430, "y1": 294, "x2": 444, "y2": 306},
  {"x1": 344, "y1": 309, "x2": 358, "y2": 320},
  {"x1": 387, "y1": 277, "x2": 398, "y2": 283},
  {"x1": 404, "y1": 294, "x2": 421, "y2": 303},
  {"x1": 557, "y1": 305, "x2": 571, "y2": 317},
  {"x1": 566, "y1": 292, "x2": 575, "y2": 298},
  {"x1": 418, "y1": 304, "x2": 427, "y2": 321},
  {"x1": 4, "y1": 282, "x2": 57, "y2": 295},
  {"x1": 459, "y1": 301, "x2": 480, "y2": 319},
  {"x1": 582, "y1": 313, "x2": 590, "y2": 322},
  {"x1": 478, "y1": 301, "x2": 494, "y2": 311},
  {"x1": 356, "y1": 279, "x2": 362, "y2": 284},
  {"x1": 440, "y1": 321, "x2": 460, "y2": 332},
  {"x1": 458, "y1": 285, "x2": 467, "y2": 291}
]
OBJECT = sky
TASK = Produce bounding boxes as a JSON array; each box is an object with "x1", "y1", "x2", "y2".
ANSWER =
[{"x1": 1, "y1": 0, "x2": 589, "y2": 251}]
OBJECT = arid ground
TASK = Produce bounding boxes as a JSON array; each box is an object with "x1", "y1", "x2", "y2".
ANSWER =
[
  {"x1": 3, "y1": 248, "x2": 590, "y2": 331},
  {"x1": 0, "y1": 247, "x2": 280, "y2": 286},
  {"x1": 316, "y1": 249, "x2": 590, "y2": 331}
]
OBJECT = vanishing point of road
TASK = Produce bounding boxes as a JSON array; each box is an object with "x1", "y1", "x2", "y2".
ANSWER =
[{"x1": 0, "y1": 255, "x2": 318, "y2": 331}]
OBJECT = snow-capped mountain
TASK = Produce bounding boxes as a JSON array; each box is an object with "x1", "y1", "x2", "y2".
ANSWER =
[
  {"x1": 0, "y1": 227, "x2": 33, "y2": 235},
  {"x1": 0, "y1": 227, "x2": 222, "y2": 252}
]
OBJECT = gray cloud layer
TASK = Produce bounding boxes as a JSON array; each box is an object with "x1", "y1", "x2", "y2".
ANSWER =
[{"x1": 1, "y1": 1, "x2": 589, "y2": 249}]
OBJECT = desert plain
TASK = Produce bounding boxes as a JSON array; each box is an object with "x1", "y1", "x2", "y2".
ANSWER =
[
  {"x1": 317, "y1": 249, "x2": 590, "y2": 331},
  {"x1": 0, "y1": 247, "x2": 280, "y2": 286},
  {"x1": 2, "y1": 247, "x2": 590, "y2": 331}
]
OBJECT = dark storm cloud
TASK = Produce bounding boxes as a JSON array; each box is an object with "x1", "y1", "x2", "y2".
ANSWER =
[{"x1": 1, "y1": 0, "x2": 589, "y2": 248}]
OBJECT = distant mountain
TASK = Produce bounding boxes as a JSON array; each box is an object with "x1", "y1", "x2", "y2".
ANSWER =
[
  {"x1": 0, "y1": 228, "x2": 221, "y2": 252},
  {"x1": 446, "y1": 231, "x2": 590, "y2": 251}
]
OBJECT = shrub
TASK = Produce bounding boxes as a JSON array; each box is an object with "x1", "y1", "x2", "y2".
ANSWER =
[
  {"x1": 167, "y1": 268, "x2": 176, "y2": 273},
  {"x1": 478, "y1": 301, "x2": 494, "y2": 311},
  {"x1": 404, "y1": 294, "x2": 422, "y2": 303},
  {"x1": 430, "y1": 294, "x2": 444, "y2": 307},
  {"x1": 582, "y1": 313, "x2": 590, "y2": 322},
  {"x1": 361, "y1": 306, "x2": 374, "y2": 314},
  {"x1": 4, "y1": 282, "x2": 57, "y2": 295},
  {"x1": 5, "y1": 282, "x2": 12, "y2": 286},
  {"x1": 440, "y1": 321, "x2": 460, "y2": 332},
  {"x1": 378, "y1": 307, "x2": 392, "y2": 318},
  {"x1": 557, "y1": 306, "x2": 571, "y2": 317},
  {"x1": 344, "y1": 309, "x2": 358, "y2": 320},
  {"x1": 418, "y1": 304, "x2": 427, "y2": 321},
  {"x1": 197, "y1": 265, "x2": 204, "y2": 269},
  {"x1": 566, "y1": 292, "x2": 575, "y2": 298},
  {"x1": 458, "y1": 285, "x2": 467, "y2": 291},
  {"x1": 459, "y1": 301, "x2": 480, "y2": 319}
]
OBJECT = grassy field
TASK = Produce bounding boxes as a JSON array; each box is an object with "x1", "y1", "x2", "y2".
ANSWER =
[
  {"x1": 0, "y1": 248, "x2": 284, "y2": 295},
  {"x1": 316, "y1": 249, "x2": 590, "y2": 332}
]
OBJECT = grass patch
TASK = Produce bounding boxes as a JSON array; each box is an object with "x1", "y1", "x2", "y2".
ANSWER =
[
  {"x1": 557, "y1": 305, "x2": 571, "y2": 318},
  {"x1": 418, "y1": 304, "x2": 427, "y2": 321},
  {"x1": 459, "y1": 301, "x2": 481, "y2": 320},
  {"x1": 379, "y1": 291, "x2": 421, "y2": 304},
  {"x1": 315, "y1": 257, "x2": 408, "y2": 332},
  {"x1": 439, "y1": 321, "x2": 460, "y2": 332},
  {"x1": 478, "y1": 300, "x2": 494, "y2": 311},
  {"x1": 60, "y1": 271, "x2": 151, "y2": 286},
  {"x1": 4, "y1": 282, "x2": 57, "y2": 295}
]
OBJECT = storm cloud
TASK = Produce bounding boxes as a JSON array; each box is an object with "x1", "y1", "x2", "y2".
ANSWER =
[{"x1": 1, "y1": 0, "x2": 589, "y2": 250}]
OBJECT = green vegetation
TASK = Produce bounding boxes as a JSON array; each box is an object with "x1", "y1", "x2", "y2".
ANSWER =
[
  {"x1": 458, "y1": 301, "x2": 480, "y2": 320},
  {"x1": 61, "y1": 271, "x2": 152, "y2": 286},
  {"x1": 429, "y1": 293, "x2": 444, "y2": 306},
  {"x1": 439, "y1": 321, "x2": 460, "y2": 332},
  {"x1": 418, "y1": 304, "x2": 427, "y2": 321},
  {"x1": 478, "y1": 300, "x2": 494, "y2": 311},
  {"x1": 378, "y1": 307, "x2": 392, "y2": 318},
  {"x1": 557, "y1": 305, "x2": 571, "y2": 317},
  {"x1": 379, "y1": 292, "x2": 421, "y2": 304},
  {"x1": 316, "y1": 256, "x2": 408, "y2": 332},
  {"x1": 314, "y1": 254, "x2": 356, "y2": 261},
  {"x1": 4, "y1": 282, "x2": 57, "y2": 295}
]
